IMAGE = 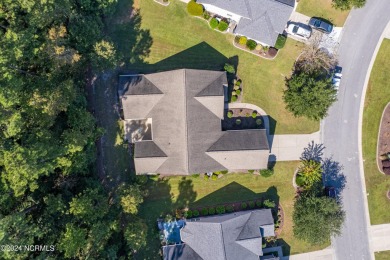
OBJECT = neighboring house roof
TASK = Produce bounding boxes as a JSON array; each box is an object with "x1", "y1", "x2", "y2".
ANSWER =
[
  {"x1": 119, "y1": 69, "x2": 270, "y2": 175},
  {"x1": 199, "y1": 0, "x2": 295, "y2": 46},
  {"x1": 176, "y1": 209, "x2": 275, "y2": 260},
  {"x1": 163, "y1": 244, "x2": 202, "y2": 260}
]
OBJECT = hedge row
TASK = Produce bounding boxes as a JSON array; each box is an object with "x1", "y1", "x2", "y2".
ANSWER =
[{"x1": 183, "y1": 199, "x2": 276, "y2": 219}]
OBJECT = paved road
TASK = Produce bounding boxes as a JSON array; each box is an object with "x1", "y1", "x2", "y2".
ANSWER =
[{"x1": 322, "y1": 1, "x2": 390, "y2": 260}]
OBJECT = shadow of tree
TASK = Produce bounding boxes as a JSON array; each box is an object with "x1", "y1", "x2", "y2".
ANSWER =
[
  {"x1": 300, "y1": 141, "x2": 325, "y2": 162},
  {"x1": 175, "y1": 177, "x2": 197, "y2": 209},
  {"x1": 322, "y1": 157, "x2": 346, "y2": 201}
]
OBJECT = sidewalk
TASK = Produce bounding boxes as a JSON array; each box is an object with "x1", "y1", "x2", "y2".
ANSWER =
[
  {"x1": 369, "y1": 224, "x2": 390, "y2": 252},
  {"x1": 270, "y1": 132, "x2": 321, "y2": 161},
  {"x1": 281, "y1": 248, "x2": 334, "y2": 260}
]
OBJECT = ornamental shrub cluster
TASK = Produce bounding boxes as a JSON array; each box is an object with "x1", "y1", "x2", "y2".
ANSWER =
[
  {"x1": 210, "y1": 18, "x2": 219, "y2": 29},
  {"x1": 238, "y1": 36, "x2": 247, "y2": 45},
  {"x1": 275, "y1": 34, "x2": 287, "y2": 49},
  {"x1": 187, "y1": 1, "x2": 203, "y2": 16},
  {"x1": 218, "y1": 21, "x2": 229, "y2": 31},
  {"x1": 246, "y1": 39, "x2": 257, "y2": 50}
]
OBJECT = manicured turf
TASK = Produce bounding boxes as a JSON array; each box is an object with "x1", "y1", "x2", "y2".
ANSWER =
[
  {"x1": 129, "y1": 0, "x2": 319, "y2": 134},
  {"x1": 138, "y1": 161, "x2": 328, "y2": 258},
  {"x1": 362, "y1": 39, "x2": 390, "y2": 225},
  {"x1": 376, "y1": 250, "x2": 390, "y2": 260},
  {"x1": 296, "y1": 0, "x2": 350, "y2": 27}
]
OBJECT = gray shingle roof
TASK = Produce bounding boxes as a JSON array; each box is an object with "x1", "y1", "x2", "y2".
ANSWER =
[
  {"x1": 163, "y1": 244, "x2": 203, "y2": 260},
  {"x1": 207, "y1": 129, "x2": 269, "y2": 152},
  {"x1": 179, "y1": 209, "x2": 275, "y2": 260},
  {"x1": 120, "y1": 69, "x2": 269, "y2": 175},
  {"x1": 118, "y1": 75, "x2": 163, "y2": 96},
  {"x1": 199, "y1": 0, "x2": 294, "y2": 46},
  {"x1": 134, "y1": 141, "x2": 167, "y2": 158}
]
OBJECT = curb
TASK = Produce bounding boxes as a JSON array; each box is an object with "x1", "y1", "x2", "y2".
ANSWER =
[{"x1": 358, "y1": 19, "x2": 390, "y2": 260}]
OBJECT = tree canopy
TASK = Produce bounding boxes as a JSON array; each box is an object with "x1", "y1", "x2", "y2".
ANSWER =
[
  {"x1": 0, "y1": 0, "x2": 147, "y2": 258},
  {"x1": 293, "y1": 195, "x2": 345, "y2": 245},
  {"x1": 283, "y1": 72, "x2": 337, "y2": 120}
]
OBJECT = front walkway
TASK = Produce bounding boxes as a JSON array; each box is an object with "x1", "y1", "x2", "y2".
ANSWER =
[{"x1": 282, "y1": 248, "x2": 334, "y2": 260}]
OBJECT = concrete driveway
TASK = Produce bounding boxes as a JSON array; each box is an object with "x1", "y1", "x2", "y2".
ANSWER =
[{"x1": 321, "y1": 0, "x2": 390, "y2": 259}]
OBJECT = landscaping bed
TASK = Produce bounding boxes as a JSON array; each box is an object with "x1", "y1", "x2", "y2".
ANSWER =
[
  {"x1": 377, "y1": 103, "x2": 390, "y2": 175},
  {"x1": 223, "y1": 108, "x2": 264, "y2": 130}
]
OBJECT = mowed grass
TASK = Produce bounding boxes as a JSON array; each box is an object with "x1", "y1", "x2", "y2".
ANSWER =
[
  {"x1": 362, "y1": 39, "x2": 390, "y2": 225},
  {"x1": 132, "y1": 0, "x2": 319, "y2": 134},
  {"x1": 296, "y1": 0, "x2": 350, "y2": 27},
  {"x1": 138, "y1": 161, "x2": 328, "y2": 259},
  {"x1": 376, "y1": 250, "x2": 390, "y2": 260}
]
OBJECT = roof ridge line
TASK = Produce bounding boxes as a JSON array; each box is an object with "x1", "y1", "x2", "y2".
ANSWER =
[
  {"x1": 219, "y1": 222, "x2": 229, "y2": 260},
  {"x1": 183, "y1": 69, "x2": 190, "y2": 173}
]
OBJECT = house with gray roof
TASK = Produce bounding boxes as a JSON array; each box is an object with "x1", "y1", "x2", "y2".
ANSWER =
[
  {"x1": 118, "y1": 69, "x2": 270, "y2": 175},
  {"x1": 163, "y1": 209, "x2": 275, "y2": 260},
  {"x1": 198, "y1": 0, "x2": 295, "y2": 46}
]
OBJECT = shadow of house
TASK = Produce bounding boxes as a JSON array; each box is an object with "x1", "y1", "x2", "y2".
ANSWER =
[
  {"x1": 125, "y1": 41, "x2": 238, "y2": 74},
  {"x1": 190, "y1": 182, "x2": 280, "y2": 211}
]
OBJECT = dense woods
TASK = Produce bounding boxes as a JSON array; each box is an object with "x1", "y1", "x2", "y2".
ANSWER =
[{"x1": 0, "y1": 0, "x2": 146, "y2": 258}]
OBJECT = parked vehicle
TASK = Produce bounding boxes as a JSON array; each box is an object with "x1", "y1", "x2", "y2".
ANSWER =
[
  {"x1": 331, "y1": 66, "x2": 343, "y2": 91},
  {"x1": 286, "y1": 23, "x2": 312, "y2": 39},
  {"x1": 308, "y1": 18, "x2": 333, "y2": 34}
]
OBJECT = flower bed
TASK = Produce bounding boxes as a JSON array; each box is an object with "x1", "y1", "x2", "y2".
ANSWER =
[
  {"x1": 223, "y1": 108, "x2": 264, "y2": 130},
  {"x1": 233, "y1": 35, "x2": 279, "y2": 59}
]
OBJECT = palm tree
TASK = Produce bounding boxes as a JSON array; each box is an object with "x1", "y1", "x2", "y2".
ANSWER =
[{"x1": 297, "y1": 160, "x2": 322, "y2": 189}]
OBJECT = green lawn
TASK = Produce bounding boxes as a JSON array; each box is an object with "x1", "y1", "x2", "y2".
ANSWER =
[
  {"x1": 362, "y1": 39, "x2": 390, "y2": 225},
  {"x1": 138, "y1": 161, "x2": 328, "y2": 259},
  {"x1": 296, "y1": 0, "x2": 350, "y2": 27},
  {"x1": 376, "y1": 250, "x2": 390, "y2": 260},
  {"x1": 126, "y1": 0, "x2": 319, "y2": 134}
]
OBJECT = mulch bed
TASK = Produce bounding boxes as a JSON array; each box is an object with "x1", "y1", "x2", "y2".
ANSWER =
[
  {"x1": 222, "y1": 108, "x2": 264, "y2": 130},
  {"x1": 377, "y1": 103, "x2": 390, "y2": 175},
  {"x1": 233, "y1": 41, "x2": 278, "y2": 59}
]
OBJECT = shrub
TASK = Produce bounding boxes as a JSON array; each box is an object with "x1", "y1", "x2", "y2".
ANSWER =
[
  {"x1": 241, "y1": 202, "x2": 248, "y2": 210},
  {"x1": 187, "y1": 1, "x2": 203, "y2": 16},
  {"x1": 232, "y1": 91, "x2": 237, "y2": 96},
  {"x1": 235, "y1": 80, "x2": 242, "y2": 86},
  {"x1": 260, "y1": 169, "x2": 274, "y2": 178},
  {"x1": 246, "y1": 39, "x2": 257, "y2": 50},
  {"x1": 203, "y1": 11, "x2": 210, "y2": 20},
  {"x1": 217, "y1": 21, "x2": 229, "y2": 31},
  {"x1": 221, "y1": 170, "x2": 228, "y2": 174},
  {"x1": 175, "y1": 209, "x2": 183, "y2": 219},
  {"x1": 256, "y1": 118, "x2": 262, "y2": 125},
  {"x1": 234, "y1": 35, "x2": 241, "y2": 43},
  {"x1": 252, "y1": 111, "x2": 257, "y2": 118},
  {"x1": 233, "y1": 85, "x2": 240, "y2": 91},
  {"x1": 296, "y1": 174, "x2": 305, "y2": 187},
  {"x1": 275, "y1": 34, "x2": 287, "y2": 49},
  {"x1": 248, "y1": 169, "x2": 254, "y2": 174},
  {"x1": 236, "y1": 89, "x2": 241, "y2": 95},
  {"x1": 216, "y1": 205, "x2": 226, "y2": 214},
  {"x1": 227, "y1": 111, "x2": 233, "y2": 118},
  {"x1": 224, "y1": 63, "x2": 235, "y2": 74},
  {"x1": 203, "y1": 175, "x2": 209, "y2": 180},
  {"x1": 209, "y1": 207, "x2": 216, "y2": 215},
  {"x1": 201, "y1": 208, "x2": 208, "y2": 216},
  {"x1": 231, "y1": 95, "x2": 238, "y2": 102},
  {"x1": 249, "y1": 201, "x2": 255, "y2": 209},
  {"x1": 255, "y1": 44, "x2": 263, "y2": 51},
  {"x1": 256, "y1": 200, "x2": 262, "y2": 208},
  {"x1": 209, "y1": 18, "x2": 219, "y2": 29},
  {"x1": 185, "y1": 210, "x2": 193, "y2": 218},
  {"x1": 214, "y1": 171, "x2": 222, "y2": 175},
  {"x1": 226, "y1": 205, "x2": 234, "y2": 213},
  {"x1": 263, "y1": 45, "x2": 270, "y2": 52},
  {"x1": 263, "y1": 199, "x2": 276, "y2": 209},
  {"x1": 235, "y1": 119, "x2": 241, "y2": 125},
  {"x1": 191, "y1": 173, "x2": 200, "y2": 178},
  {"x1": 211, "y1": 174, "x2": 218, "y2": 180},
  {"x1": 136, "y1": 175, "x2": 148, "y2": 185},
  {"x1": 238, "y1": 36, "x2": 247, "y2": 45},
  {"x1": 245, "y1": 113, "x2": 250, "y2": 117},
  {"x1": 193, "y1": 209, "x2": 200, "y2": 217}
]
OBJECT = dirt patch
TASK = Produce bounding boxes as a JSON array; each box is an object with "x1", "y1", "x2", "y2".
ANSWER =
[{"x1": 377, "y1": 103, "x2": 390, "y2": 175}]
